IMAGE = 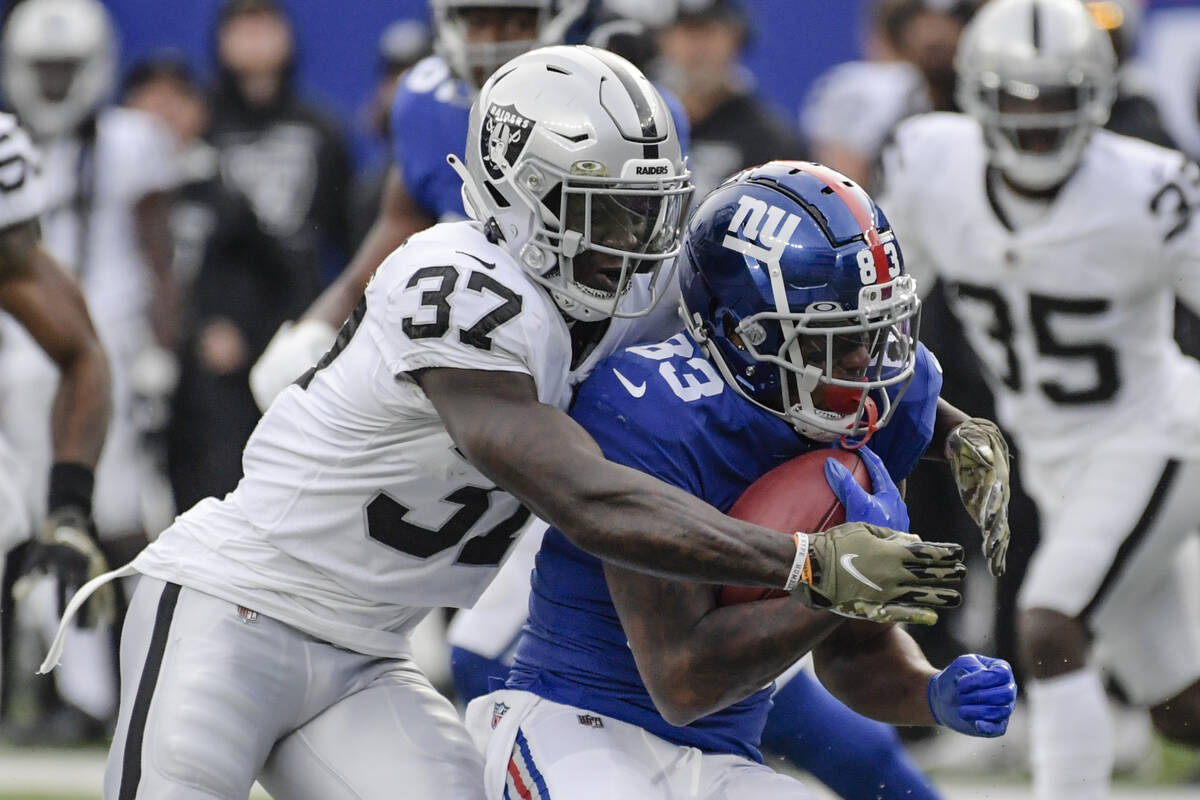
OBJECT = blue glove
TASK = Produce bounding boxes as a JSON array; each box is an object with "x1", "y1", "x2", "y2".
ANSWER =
[
  {"x1": 824, "y1": 446, "x2": 910, "y2": 532},
  {"x1": 927, "y1": 654, "x2": 1017, "y2": 737}
]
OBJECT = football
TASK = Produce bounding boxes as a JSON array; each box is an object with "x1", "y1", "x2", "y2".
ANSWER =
[{"x1": 718, "y1": 448, "x2": 872, "y2": 605}]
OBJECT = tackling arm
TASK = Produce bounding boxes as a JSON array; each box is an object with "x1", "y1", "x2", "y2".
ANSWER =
[
  {"x1": 419, "y1": 366, "x2": 966, "y2": 616},
  {"x1": 0, "y1": 221, "x2": 110, "y2": 467},
  {"x1": 419, "y1": 366, "x2": 798, "y2": 587},
  {"x1": 605, "y1": 562, "x2": 843, "y2": 726}
]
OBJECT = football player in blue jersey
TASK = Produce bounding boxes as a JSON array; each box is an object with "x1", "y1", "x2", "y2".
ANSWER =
[{"x1": 465, "y1": 161, "x2": 1017, "y2": 799}]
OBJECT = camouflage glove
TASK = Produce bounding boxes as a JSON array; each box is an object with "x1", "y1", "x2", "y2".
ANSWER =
[
  {"x1": 946, "y1": 418, "x2": 1011, "y2": 577},
  {"x1": 790, "y1": 522, "x2": 965, "y2": 626},
  {"x1": 16, "y1": 506, "x2": 116, "y2": 628}
]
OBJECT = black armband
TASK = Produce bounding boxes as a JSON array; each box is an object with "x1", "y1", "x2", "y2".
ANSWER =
[{"x1": 48, "y1": 462, "x2": 94, "y2": 516}]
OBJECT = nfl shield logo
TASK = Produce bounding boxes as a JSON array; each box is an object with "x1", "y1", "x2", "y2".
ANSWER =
[
  {"x1": 491, "y1": 701, "x2": 510, "y2": 729},
  {"x1": 481, "y1": 103, "x2": 534, "y2": 180}
]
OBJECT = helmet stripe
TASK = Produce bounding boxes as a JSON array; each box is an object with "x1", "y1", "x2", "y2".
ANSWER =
[
  {"x1": 788, "y1": 161, "x2": 890, "y2": 285},
  {"x1": 583, "y1": 47, "x2": 661, "y2": 157}
]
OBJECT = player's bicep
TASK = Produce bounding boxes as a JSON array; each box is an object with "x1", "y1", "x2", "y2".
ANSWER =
[{"x1": 416, "y1": 367, "x2": 603, "y2": 494}]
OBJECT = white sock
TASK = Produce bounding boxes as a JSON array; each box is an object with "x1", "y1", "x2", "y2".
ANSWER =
[{"x1": 1029, "y1": 668, "x2": 1114, "y2": 800}]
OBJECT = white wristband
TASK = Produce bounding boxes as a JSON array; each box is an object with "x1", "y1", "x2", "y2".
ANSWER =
[{"x1": 783, "y1": 532, "x2": 811, "y2": 593}]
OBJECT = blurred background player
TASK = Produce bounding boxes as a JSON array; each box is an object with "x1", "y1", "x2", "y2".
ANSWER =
[
  {"x1": 879, "y1": 0, "x2": 1200, "y2": 797},
  {"x1": 0, "y1": 0, "x2": 177, "y2": 739},
  {"x1": 466, "y1": 161, "x2": 1011, "y2": 799},
  {"x1": 0, "y1": 111, "x2": 112, "y2": 743}
]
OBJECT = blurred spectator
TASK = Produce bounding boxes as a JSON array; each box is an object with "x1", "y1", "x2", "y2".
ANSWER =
[
  {"x1": 802, "y1": 0, "x2": 975, "y2": 189},
  {"x1": 122, "y1": 52, "x2": 294, "y2": 513},
  {"x1": 208, "y1": 0, "x2": 353, "y2": 290},
  {"x1": 0, "y1": 0, "x2": 178, "y2": 740},
  {"x1": 652, "y1": 0, "x2": 805, "y2": 198},
  {"x1": 350, "y1": 18, "x2": 432, "y2": 250}
]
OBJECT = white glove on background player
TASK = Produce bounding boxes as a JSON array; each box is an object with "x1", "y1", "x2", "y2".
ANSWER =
[
  {"x1": 945, "y1": 417, "x2": 1011, "y2": 576},
  {"x1": 249, "y1": 317, "x2": 337, "y2": 411}
]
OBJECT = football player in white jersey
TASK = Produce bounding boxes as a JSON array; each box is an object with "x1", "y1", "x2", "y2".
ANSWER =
[
  {"x1": 38, "y1": 47, "x2": 965, "y2": 800},
  {"x1": 878, "y1": 1, "x2": 1200, "y2": 797},
  {"x1": 0, "y1": 0, "x2": 179, "y2": 733},
  {"x1": 0, "y1": 112, "x2": 113, "y2": 724}
]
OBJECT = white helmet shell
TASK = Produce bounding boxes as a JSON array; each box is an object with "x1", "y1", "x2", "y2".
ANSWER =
[
  {"x1": 955, "y1": 0, "x2": 1117, "y2": 191},
  {"x1": 2, "y1": 0, "x2": 117, "y2": 140},
  {"x1": 450, "y1": 45, "x2": 693, "y2": 321}
]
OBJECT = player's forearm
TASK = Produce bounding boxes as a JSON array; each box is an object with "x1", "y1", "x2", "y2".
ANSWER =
[
  {"x1": 557, "y1": 470, "x2": 797, "y2": 586},
  {"x1": 925, "y1": 397, "x2": 970, "y2": 461},
  {"x1": 51, "y1": 338, "x2": 111, "y2": 468},
  {"x1": 427, "y1": 373, "x2": 797, "y2": 588},
  {"x1": 814, "y1": 624, "x2": 938, "y2": 727},
  {"x1": 652, "y1": 599, "x2": 843, "y2": 725}
]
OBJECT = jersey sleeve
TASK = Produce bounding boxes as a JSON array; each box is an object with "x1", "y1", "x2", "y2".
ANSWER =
[
  {"x1": 1159, "y1": 157, "x2": 1200, "y2": 315},
  {"x1": 867, "y1": 342, "x2": 943, "y2": 481},
  {"x1": 0, "y1": 114, "x2": 45, "y2": 229},
  {"x1": 390, "y1": 58, "x2": 469, "y2": 220},
  {"x1": 363, "y1": 234, "x2": 549, "y2": 379}
]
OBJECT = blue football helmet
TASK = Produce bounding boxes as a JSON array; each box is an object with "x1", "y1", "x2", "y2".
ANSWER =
[{"x1": 678, "y1": 161, "x2": 921, "y2": 443}]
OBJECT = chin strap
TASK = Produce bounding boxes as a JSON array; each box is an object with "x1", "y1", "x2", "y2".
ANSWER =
[{"x1": 839, "y1": 396, "x2": 879, "y2": 451}]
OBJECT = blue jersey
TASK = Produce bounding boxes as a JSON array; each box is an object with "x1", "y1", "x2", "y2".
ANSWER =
[
  {"x1": 390, "y1": 55, "x2": 692, "y2": 221},
  {"x1": 508, "y1": 332, "x2": 943, "y2": 761}
]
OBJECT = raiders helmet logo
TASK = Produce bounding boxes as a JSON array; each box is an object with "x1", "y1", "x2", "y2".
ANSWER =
[{"x1": 482, "y1": 103, "x2": 534, "y2": 181}]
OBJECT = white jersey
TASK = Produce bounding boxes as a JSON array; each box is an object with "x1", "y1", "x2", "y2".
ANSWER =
[
  {"x1": 0, "y1": 113, "x2": 45, "y2": 540},
  {"x1": 0, "y1": 107, "x2": 178, "y2": 535},
  {"x1": 880, "y1": 113, "x2": 1200, "y2": 460},
  {"x1": 0, "y1": 112, "x2": 45, "y2": 228},
  {"x1": 133, "y1": 220, "x2": 682, "y2": 657}
]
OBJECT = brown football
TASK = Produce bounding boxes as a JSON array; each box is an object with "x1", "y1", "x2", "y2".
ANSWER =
[{"x1": 718, "y1": 448, "x2": 871, "y2": 605}]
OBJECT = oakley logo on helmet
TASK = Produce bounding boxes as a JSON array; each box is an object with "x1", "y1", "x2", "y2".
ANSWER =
[
  {"x1": 722, "y1": 195, "x2": 801, "y2": 264},
  {"x1": 482, "y1": 103, "x2": 534, "y2": 181}
]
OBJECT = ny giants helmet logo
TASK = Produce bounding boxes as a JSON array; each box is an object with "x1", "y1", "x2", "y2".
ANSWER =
[
  {"x1": 721, "y1": 195, "x2": 801, "y2": 263},
  {"x1": 482, "y1": 103, "x2": 534, "y2": 181}
]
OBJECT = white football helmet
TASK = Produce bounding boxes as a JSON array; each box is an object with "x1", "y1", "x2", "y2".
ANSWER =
[
  {"x1": 2, "y1": 0, "x2": 117, "y2": 140},
  {"x1": 449, "y1": 45, "x2": 693, "y2": 320},
  {"x1": 955, "y1": 0, "x2": 1117, "y2": 191},
  {"x1": 431, "y1": 0, "x2": 587, "y2": 88}
]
